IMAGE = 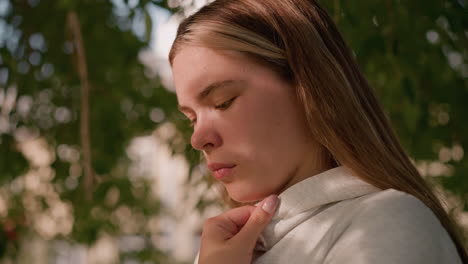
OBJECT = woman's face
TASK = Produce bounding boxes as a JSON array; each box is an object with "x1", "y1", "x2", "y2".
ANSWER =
[{"x1": 172, "y1": 46, "x2": 325, "y2": 202}]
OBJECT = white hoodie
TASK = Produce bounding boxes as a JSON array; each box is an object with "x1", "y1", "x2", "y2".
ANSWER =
[{"x1": 195, "y1": 166, "x2": 462, "y2": 263}]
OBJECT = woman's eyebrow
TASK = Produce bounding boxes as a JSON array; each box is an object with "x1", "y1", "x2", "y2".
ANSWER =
[{"x1": 178, "y1": 79, "x2": 244, "y2": 112}]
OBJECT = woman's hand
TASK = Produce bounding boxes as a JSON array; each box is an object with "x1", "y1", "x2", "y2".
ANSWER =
[{"x1": 198, "y1": 195, "x2": 279, "y2": 264}]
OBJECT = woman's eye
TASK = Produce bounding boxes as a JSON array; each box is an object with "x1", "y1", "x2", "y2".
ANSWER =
[
  {"x1": 186, "y1": 97, "x2": 237, "y2": 128},
  {"x1": 215, "y1": 97, "x2": 237, "y2": 110}
]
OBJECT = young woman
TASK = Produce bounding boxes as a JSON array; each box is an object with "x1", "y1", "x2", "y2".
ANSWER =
[{"x1": 168, "y1": 0, "x2": 467, "y2": 263}]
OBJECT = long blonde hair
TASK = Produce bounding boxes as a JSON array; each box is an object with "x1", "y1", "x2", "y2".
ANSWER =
[{"x1": 169, "y1": 0, "x2": 467, "y2": 260}]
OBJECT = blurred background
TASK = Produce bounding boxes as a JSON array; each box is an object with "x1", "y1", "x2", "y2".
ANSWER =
[{"x1": 0, "y1": 0, "x2": 466, "y2": 263}]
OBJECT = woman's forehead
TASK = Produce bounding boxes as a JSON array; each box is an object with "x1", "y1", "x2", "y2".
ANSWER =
[{"x1": 172, "y1": 47, "x2": 252, "y2": 94}]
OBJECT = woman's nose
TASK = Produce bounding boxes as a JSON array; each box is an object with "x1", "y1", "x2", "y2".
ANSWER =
[{"x1": 190, "y1": 119, "x2": 222, "y2": 153}]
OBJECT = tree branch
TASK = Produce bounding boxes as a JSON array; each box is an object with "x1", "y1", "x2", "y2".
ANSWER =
[{"x1": 67, "y1": 11, "x2": 94, "y2": 201}]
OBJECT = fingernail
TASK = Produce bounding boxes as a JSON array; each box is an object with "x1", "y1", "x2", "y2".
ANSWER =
[{"x1": 262, "y1": 195, "x2": 279, "y2": 214}]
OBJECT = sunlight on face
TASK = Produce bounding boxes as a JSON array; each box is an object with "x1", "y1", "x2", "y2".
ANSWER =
[{"x1": 172, "y1": 46, "x2": 324, "y2": 202}]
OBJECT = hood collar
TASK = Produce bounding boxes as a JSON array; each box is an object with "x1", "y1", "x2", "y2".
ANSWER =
[{"x1": 255, "y1": 166, "x2": 381, "y2": 251}]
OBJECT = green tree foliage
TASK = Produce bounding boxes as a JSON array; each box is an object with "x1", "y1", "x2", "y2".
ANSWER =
[
  {"x1": 0, "y1": 0, "x2": 184, "y2": 262},
  {"x1": 321, "y1": 0, "x2": 467, "y2": 201}
]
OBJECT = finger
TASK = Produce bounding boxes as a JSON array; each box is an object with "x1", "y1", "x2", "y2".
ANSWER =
[
  {"x1": 232, "y1": 195, "x2": 279, "y2": 248},
  {"x1": 203, "y1": 206, "x2": 256, "y2": 241},
  {"x1": 221, "y1": 205, "x2": 256, "y2": 231}
]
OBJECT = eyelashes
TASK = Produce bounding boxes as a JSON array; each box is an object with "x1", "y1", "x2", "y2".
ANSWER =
[
  {"x1": 188, "y1": 97, "x2": 238, "y2": 127},
  {"x1": 215, "y1": 97, "x2": 237, "y2": 110}
]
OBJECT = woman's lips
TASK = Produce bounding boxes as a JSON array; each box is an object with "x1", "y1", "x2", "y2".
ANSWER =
[
  {"x1": 207, "y1": 163, "x2": 236, "y2": 180},
  {"x1": 213, "y1": 166, "x2": 236, "y2": 180}
]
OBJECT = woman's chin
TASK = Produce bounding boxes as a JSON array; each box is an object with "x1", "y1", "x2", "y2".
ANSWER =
[{"x1": 226, "y1": 185, "x2": 273, "y2": 204}]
